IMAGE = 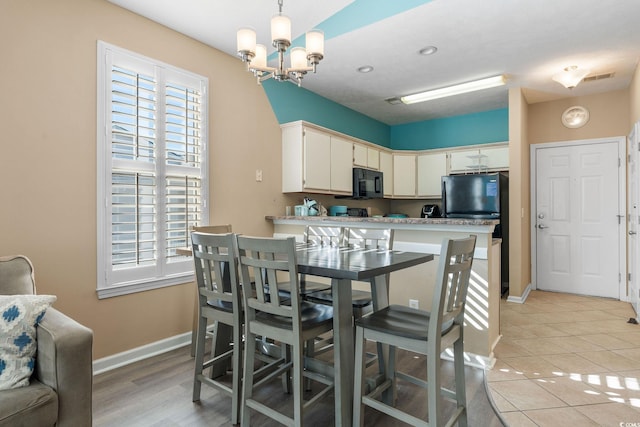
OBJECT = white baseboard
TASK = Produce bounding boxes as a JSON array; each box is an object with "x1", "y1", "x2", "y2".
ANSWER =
[
  {"x1": 506, "y1": 283, "x2": 531, "y2": 304},
  {"x1": 93, "y1": 331, "x2": 193, "y2": 375}
]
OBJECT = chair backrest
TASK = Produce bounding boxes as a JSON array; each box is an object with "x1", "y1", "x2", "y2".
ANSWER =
[
  {"x1": 236, "y1": 236, "x2": 302, "y2": 332},
  {"x1": 191, "y1": 232, "x2": 241, "y2": 314},
  {"x1": 345, "y1": 228, "x2": 394, "y2": 250},
  {"x1": 303, "y1": 225, "x2": 344, "y2": 247},
  {"x1": 430, "y1": 235, "x2": 477, "y2": 336},
  {"x1": 0, "y1": 255, "x2": 36, "y2": 295}
]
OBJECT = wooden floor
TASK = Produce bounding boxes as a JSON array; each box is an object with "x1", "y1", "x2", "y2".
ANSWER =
[{"x1": 93, "y1": 342, "x2": 504, "y2": 426}]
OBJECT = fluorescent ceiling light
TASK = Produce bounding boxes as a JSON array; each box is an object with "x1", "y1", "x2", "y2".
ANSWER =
[{"x1": 400, "y1": 75, "x2": 506, "y2": 104}]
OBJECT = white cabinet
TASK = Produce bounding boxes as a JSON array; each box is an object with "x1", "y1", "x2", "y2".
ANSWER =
[
  {"x1": 417, "y1": 151, "x2": 447, "y2": 197},
  {"x1": 393, "y1": 153, "x2": 416, "y2": 197},
  {"x1": 330, "y1": 136, "x2": 353, "y2": 193},
  {"x1": 303, "y1": 128, "x2": 332, "y2": 190},
  {"x1": 281, "y1": 123, "x2": 352, "y2": 195},
  {"x1": 483, "y1": 146, "x2": 509, "y2": 170},
  {"x1": 353, "y1": 143, "x2": 380, "y2": 170},
  {"x1": 448, "y1": 144, "x2": 508, "y2": 173},
  {"x1": 379, "y1": 150, "x2": 393, "y2": 197}
]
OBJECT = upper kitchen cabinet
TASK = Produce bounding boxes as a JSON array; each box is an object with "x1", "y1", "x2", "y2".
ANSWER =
[
  {"x1": 281, "y1": 122, "x2": 352, "y2": 195},
  {"x1": 330, "y1": 136, "x2": 354, "y2": 193},
  {"x1": 353, "y1": 143, "x2": 380, "y2": 170},
  {"x1": 393, "y1": 153, "x2": 417, "y2": 197},
  {"x1": 417, "y1": 151, "x2": 447, "y2": 198},
  {"x1": 379, "y1": 151, "x2": 393, "y2": 197},
  {"x1": 448, "y1": 143, "x2": 509, "y2": 174}
]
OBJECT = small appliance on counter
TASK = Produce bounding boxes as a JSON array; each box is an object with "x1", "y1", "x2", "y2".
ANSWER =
[
  {"x1": 304, "y1": 197, "x2": 319, "y2": 216},
  {"x1": 328, "y1": 205, "x2": 348, "y2": 216},
  {"x1": 347, "y1": 207, "x2": 368, "y2": 217},
  {"x1": 421, "y1": 204, "x2": 441, "y2": 218}
]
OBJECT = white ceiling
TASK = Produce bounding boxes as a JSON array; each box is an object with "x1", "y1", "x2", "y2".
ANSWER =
[{"x1": 108, "y1": 0, "x2": 640, "y2": 125}]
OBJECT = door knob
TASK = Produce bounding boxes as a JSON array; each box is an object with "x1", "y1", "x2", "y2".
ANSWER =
[
  {"x1": 537, "y1": 224, "x2": 549, "y2": 229},
  {"x1": 630, "y1": 230, "x2": 638, "y2": 235}
]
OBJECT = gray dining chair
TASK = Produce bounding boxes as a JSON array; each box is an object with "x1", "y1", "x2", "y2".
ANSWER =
[
  {"x1": 236, "y1": 235, "x2": 335, "y2": 427},
  {"x1": 190, "y1": 231, "x2": 243, "y2": 424},
  {"x1": 189, "y1": 224, "x2": 233, "y2": 356},
  {"x1": 352, "y1": 235, "x2": 477, "y2": 427}
]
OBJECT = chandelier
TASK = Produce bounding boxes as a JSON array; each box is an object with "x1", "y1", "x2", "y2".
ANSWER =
[{"x1": 236, "y1": 0, "x2": 324, "y2": 86}]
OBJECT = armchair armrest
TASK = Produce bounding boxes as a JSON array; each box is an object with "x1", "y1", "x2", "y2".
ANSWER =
[{"x1": 35, "y1": 308, "x2": 93, "y2": 427}]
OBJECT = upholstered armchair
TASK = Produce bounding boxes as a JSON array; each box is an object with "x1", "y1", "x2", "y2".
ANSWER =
[{"x1": 0, "y1": 255, "x2": 93, "y2": 427}]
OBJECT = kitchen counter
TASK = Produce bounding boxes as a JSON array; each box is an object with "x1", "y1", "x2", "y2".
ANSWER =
[{"x1": 266, "y1": 215, "x2": 502, "y2": 367}]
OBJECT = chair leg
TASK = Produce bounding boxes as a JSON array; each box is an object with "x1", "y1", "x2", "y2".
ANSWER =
[
  {"x1": 453, "y1": 337, "x2": 468, "y2": 427},
  {"x1": 352, "y1": 326, "x2": 366, "y2": 427},
  {"x1": 282, "y1": 343, "x2": 292, "y2": 394},
  {"x1": 241, "y1": 329, "x2": 257, "y2": 427},
  {"x1": 426, "y1": 345, "x2": 442, "y2": 426},
  {"x1": 293, "y1": 341, "x2": 304, "y2": 427},
  {"x1": 192, "y1": 316, "x2": 207, "y2": 401},
  {"x1": 304, "y1": 339, "x2": 314, "y2": 391},
  {"x1": 231, "y1": 322, "x2": 243, "y2": 425}
]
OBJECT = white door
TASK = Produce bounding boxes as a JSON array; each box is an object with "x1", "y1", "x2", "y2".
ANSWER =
[
  {"x1": 629, "y1": 123, "x2": 640, "y2": 313},
  {"x1": 534, "y1": 139, "x2": 623, "y2": 298}
]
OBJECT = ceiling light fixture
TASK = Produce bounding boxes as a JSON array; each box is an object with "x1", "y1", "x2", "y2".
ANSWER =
[
  {"x1": 357, "y1": 65, "x2": 374, "y2": 73},
  {"x1": 236, "y1": 0, "x2": 324, "y2": 87},
  {"x1": 552, "y1": 66, "x2": 590, "y2": 89},
  {"x1": 419, "y1": 46, "x2": 438, "y2": 56},
  {"x1": 400, "y1": 75, "x2": 506, "y2": 105}
]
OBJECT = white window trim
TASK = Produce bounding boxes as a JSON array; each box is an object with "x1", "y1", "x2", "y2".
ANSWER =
[{"x1": 96, "y1": 41, "x2": 209, "y2": 299}]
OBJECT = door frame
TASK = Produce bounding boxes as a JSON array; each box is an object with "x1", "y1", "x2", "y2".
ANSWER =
[{"x1": 530, "y1": 136, "x2": 627, "y2": 301}]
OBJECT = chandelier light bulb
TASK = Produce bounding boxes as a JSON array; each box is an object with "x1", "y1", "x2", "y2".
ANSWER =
[{"x1": 236, "y1": 0, "x2": 324, "y2": 86}]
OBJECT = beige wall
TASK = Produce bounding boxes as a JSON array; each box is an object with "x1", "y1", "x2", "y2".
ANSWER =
[
  {"x1": 507, "y1": 88, "x2": 530, "y2": 298},
  {"x1": 631, "y1": 64, "x2": 640, "y2": 125},
  {"x1": 0, "y1": 0, "x2": 290, "y2": 358},
  {"x1": 528, "y1": 90, "x2": 630, "y2": 144}
]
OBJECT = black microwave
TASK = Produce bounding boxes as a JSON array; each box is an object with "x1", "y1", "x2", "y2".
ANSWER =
[{"x1": 352, "y1": 167, "x2": 383, "y2": 199}]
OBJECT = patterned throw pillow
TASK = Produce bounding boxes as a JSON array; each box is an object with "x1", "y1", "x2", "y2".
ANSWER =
[{"x1": 0, "y1": 295, "x2": 56, "y2": 390}]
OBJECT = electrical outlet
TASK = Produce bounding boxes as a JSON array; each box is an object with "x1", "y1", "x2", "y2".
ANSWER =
[
  {"x1": 409, "y1": 299, "x2": 419, "y2": 309},
  {"x1": 255, "y1": 169, "x2": 263, "y2": 182}
]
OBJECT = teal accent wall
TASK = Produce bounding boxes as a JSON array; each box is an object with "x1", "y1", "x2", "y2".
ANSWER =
[
  {"x1": 263, "y1": 79, "x2": 391, "y2": 147},
  {"x1": 390, "y1": 108, "x2": 509, "y2": 150}
]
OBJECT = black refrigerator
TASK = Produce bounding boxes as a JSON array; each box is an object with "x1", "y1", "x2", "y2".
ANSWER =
[{"x1": 441, "y1": 173, "x2": 509, "y2": 295}]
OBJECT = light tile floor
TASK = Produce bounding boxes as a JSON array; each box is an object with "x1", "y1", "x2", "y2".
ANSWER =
[{"x1": 486, "y1": 290, "x2": 640, "y2": 426}]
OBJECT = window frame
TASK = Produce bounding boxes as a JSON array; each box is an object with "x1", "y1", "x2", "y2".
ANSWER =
[{"x1": 96, "y1": 41, "x2": 209, "y2": 299}]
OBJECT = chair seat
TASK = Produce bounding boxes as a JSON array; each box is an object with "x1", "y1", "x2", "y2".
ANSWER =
[
  {"x1": 355, "y1": 304, "x2": 454, "y2": 340},
  {"x1": 256, "y1": 301, "x2": 334, "y2": 329},
  {"x1": 305, "y1": 288, "x2": 372, "y2": 308}
]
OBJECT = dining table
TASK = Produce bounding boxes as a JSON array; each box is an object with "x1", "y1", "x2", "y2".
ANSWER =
[
  {"x1": 292, "y1": 243, "x2": 434, "y2": 426},
  {"x1": 184, "y1": 239, "x2": 434, "y2": 426}
]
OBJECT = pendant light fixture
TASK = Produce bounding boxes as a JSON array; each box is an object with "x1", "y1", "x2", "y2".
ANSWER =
[
  {"x1": 552, "y1": 66, "x2": 590, "y2": 89},
  {"x1": 236, "y1": 0, "x2": 324, "y2": 86}
]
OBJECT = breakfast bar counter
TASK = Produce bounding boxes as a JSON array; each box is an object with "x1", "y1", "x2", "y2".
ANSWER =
[{"x1": 266, "y1": 215, "x2": 502, "y2": 366}]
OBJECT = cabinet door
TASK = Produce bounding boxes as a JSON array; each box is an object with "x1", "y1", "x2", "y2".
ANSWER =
[
  {"x1": 379, "y1": 151, "x2": 393, "y2": 197},
  {"x1": 393, "y1": 154, "x2": 416, "y2": 197},
  {"x1": 331, "y1": 136, "x2": 353, "y2": 193},
  {"x1": 449, "y1": 149, "x2": 485, "y2": 173},
  {"x1": 483, "y1": 146, "x2": 509, "y2": 170},
  {"x1": 367, "y1": 147, "x2": 380, "y2": 170},
  {"x1": 353, "y1": 143, "x2": 368, "y2": 167},
  {"x1": 417, "y1": 152, "x2": 447, "y2": 197},
  {"x1": 303, "y1": 128, "x2": 331, "y2": 190}
]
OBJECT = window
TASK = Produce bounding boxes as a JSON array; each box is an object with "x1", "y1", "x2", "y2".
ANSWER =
[{"x1": 97, "y1": 41, "x2": 208, "y2": 298}]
